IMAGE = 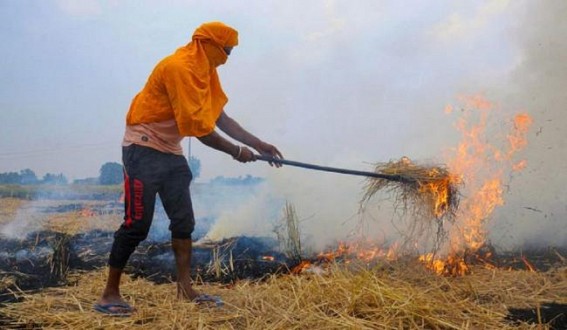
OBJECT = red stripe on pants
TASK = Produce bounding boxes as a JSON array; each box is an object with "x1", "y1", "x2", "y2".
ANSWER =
[
  {"x1": 124, "y1": 171, "x2": 132, "y2": 227},
  {"x1": 133, "y1": 179, "x2": 144, "y2": 220}
]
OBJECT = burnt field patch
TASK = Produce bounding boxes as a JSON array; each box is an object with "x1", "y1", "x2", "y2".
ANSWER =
[{"x1": 0, "y1": 230, "x2": 296, "y2": 304}]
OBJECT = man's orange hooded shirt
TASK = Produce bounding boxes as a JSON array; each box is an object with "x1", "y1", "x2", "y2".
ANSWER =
[{"x1": 126, "y1": 22, "x2": 239, "y2": 138}]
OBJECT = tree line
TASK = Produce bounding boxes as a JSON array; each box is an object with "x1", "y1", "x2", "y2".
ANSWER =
[
  {"x1": 0, "y1": 163, "x2": 124, "y2": 186},
  {"x1": 0, "y1": 157, "x2": 263, "y2": 187},
  {"x1": 0, "y1": 157, "x2": 202, "y2": 186},
  {"x1": 0, "y1": 169, "x2": 68, "y2": 185}
]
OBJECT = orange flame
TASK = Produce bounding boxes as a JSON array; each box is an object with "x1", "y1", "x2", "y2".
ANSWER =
[
  {"x1": 419, "y1": 253, "x2": 470, "y2": 276},
  {"x1": 297, "y1": 95, "x2": 532, "y2": 277},
  {"x1": 418, "y1": 173, "x2": 459, "y2": 218},
  {"x1": 420, "y1": 95, "x2": 532, "y2": 275},
  {"x1": 316, "y1": 240, "x2": 399, "y2": 264},
  {"x1": 291, "y1": 260, "x2": 312, "y2": 274},
  {"x1": 507, "y1": 114, "x2": 533, "y2": 155},
  {"x1": 290, "y1": 240, "x2": 401, "y2": 275}
]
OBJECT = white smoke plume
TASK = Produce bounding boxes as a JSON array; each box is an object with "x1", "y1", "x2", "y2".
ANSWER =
[
  {"x1": 488, "y1": 0, "x2": 567, "y2": 249},
  {"x1": 1, "y1": 201, "x2": 49, "y2": 239},
  {"x1": 199, "y1": 1, "x2": 567, "y2": 251}
]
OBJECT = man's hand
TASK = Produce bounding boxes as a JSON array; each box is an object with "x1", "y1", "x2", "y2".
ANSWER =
[
  {"x1": 254, "y1": 141, "x2": 284, "y2": 167},
  {"x1": 232, "y1": 145, "x2": 256, "y2": 163}
]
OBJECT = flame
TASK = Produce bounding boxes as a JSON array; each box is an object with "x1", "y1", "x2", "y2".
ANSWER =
[
  {"x1": 419, "y1": 253, "x2": 470, "y2": 276},
  {"x1": 507, "y1": 113, "x2": 533, "y2": 155},
  {"x1": 290, "y1": 240, "x2": 401, "y2": 275},
  {"x1": 291, "y1": 260, "x2": 312, "y2": 274},
  {"x1": 291, "y1": 95, "x2": 532, "y2": 277},
  {"x1": 420, "y1": 95, "x2": 532, "y2": 275},
  {"x1": 417, "y1": 172, "x2": 459, "y2": 218},
  {"x1": 313, "y1": 240, "x2": 399, "y2": 267}
]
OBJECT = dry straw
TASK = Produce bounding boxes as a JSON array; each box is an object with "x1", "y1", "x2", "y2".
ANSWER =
[
  {"x1": 1, "y1": 263, "x2": 565, "y2": 329},
  {"x1": 361, "y1": 157, "x2": 460, "y2": 219},
  {"x1": 360, "y1": 157, "x2": 460, "y2": 251},
  {"x1": 274, "y1": 201, "x2": 302, "y2": 262}
]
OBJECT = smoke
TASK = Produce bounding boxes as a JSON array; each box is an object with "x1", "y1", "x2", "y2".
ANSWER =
[
  {"x1": 1, "y1": 201, "x2": 47, "y2": 239},
  {"x1": 264, "y1": 166, "x2": 363, "y2": 251},
  {"x1": 199, "y1": 1, "x2": 567, "y2": 251},
  {"x1": 203, "y1": 184, "x2": 281, "y2": 242},
  {"x1": 488, "y1": 0, "x2": 567, "y2": 249}
]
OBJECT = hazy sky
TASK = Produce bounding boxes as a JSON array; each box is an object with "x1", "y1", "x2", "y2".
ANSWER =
[{"x1": 1, "y1": 0, "x2": 520, "y2": 180}]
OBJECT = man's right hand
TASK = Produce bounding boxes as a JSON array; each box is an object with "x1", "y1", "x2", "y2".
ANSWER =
[{"x1": 232, "y1": 145, "x2": 256, "y2": 163}]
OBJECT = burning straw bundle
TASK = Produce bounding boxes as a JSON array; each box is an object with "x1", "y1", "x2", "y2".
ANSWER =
[
  {"x1": 361, "y1": 157, "x2": 460, "y2": 219},
  {"x1": 360, "y1": 157, "x2": 461, "y2": 249}
]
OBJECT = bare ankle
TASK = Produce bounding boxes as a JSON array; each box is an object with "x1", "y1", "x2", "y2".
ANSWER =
[{"x1": 177, "y1": 282, "x2": 198, "y2": 300}]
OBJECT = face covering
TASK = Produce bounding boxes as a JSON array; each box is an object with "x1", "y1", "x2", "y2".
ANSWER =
[
  {"x1": 192, "y1": 22, "x2": 238, "y2": 68},
  {"x1": 202, "y1": 41, "x2": 228, "y2": 67}
]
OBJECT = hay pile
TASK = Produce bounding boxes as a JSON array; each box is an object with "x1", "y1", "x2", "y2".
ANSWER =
[{"x1": 1, "y1": 263, "x2": 565, "y2": 329}]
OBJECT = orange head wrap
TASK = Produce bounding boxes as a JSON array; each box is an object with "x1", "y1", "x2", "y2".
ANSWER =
[
  {"x1": 192, "y1": 22, "x2": 238, "y2": 67},
  {"x1": 193, "y1": 21, "x2": 239, "y2": 47}
]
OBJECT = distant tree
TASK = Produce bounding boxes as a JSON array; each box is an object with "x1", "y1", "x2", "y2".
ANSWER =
[
  {"x1": 42, "y1": 173, "x2": 68, "y2": 185},
  {"x1": 19, "y1": 169, "x2": 38, "y2": 185},
  {"x1": 0, "y1": 169, "x2": 40, "y2": 184},
  {"x1": 0, "y1": 171, "x2": 21, "y2": 184},
  {"x1": 99, "y1": 162, "x2": 123, "y2": 185},
  {"x1": 188, "y1": 156, "x2": 201, "y2": 179}
]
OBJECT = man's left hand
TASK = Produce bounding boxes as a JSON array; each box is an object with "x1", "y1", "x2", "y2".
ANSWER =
[{"x1": 255, "y1": 141, "x2": 284, "y2": 167}]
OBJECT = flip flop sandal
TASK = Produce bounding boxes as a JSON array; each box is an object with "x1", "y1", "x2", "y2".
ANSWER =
[
  {"x1": 94, "y1": 303, "x2": 134, "y2": 317},
  {"x1": 194, "y1": 294, "x2": 224, "y2": 307}
]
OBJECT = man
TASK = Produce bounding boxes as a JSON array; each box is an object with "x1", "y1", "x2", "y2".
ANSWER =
[{"x1": 95, "y1": 22, "x2": 283, "y2": 315}]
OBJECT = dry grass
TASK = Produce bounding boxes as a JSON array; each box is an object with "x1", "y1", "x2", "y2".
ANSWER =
[
  {"x1": 274, "y1": 202, "x2": 302, "y2": 261},
  {"x1": 1, "y1": 262, "x2": 565, "y2": 329},
  {"x1": 0, "y1": 198, "x2": 25, "y2": 226},
  {"x1": 0, "y1": 198, "x2": 121, "y2": 236},
  {"x1": 45, "y1": 209, "x2": 119, "y2": 235},
  {"x1": 0, "y1": 272, "x2": 17, "y2": 292}
]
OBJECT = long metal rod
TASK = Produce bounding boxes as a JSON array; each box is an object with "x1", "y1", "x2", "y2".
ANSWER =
[{"x1": 255, "y1": 155, "x2": 412, "y2": 183}]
